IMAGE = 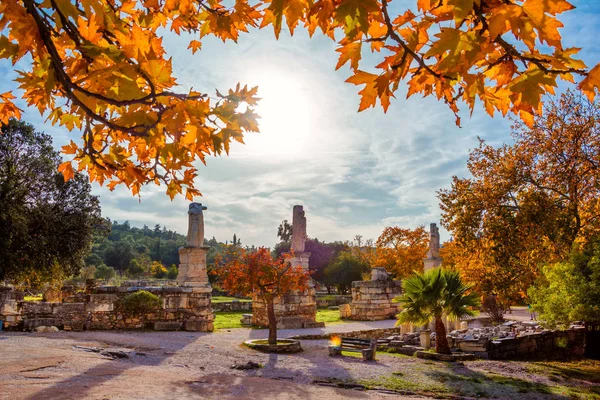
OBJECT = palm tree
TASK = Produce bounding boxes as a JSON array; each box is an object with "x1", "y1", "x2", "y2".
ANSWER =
[{"x1": 396, "y1": 268, "x2": 480, "y2": 354}]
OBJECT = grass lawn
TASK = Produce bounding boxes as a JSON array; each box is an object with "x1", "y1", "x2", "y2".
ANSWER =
[
  {"x1": 213, "y1": 311, "x2": 246, "y2": 330},
  {"x1": 213, "y1": 309, "x2": 345, "y2": 330},
  {"x1": 355, "y1": 358, "x2": 600, "y2": 399},
  {"x1": 315, "y1": 308, "x2": 344, "y2": 325},
  {"x1": 24, "y1": 295, "x2": 43, "y2": 302},
  {"x1": 211, "y1": 296, "x2": 251, "y2": 303}
]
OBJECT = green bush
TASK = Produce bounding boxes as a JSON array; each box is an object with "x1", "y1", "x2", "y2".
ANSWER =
[
  {"x1": 120, "y1": 290, "x2": 162, "y2": 314},
  {"x1": 167, "y1": 265, "x2": 178, "y2": 280},
  {"x1": 94, "y1": 264, "x2": 116, "y2": 280}
]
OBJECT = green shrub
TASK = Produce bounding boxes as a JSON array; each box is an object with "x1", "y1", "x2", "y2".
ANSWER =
[
  {"x1": 94, "y1": 264, "x2": 116, "y2": 280},
  {"x1": 167, "y1": 265, "x2": 178, "y2": 280},
  {"x1": 120, "y1": 290, "x2": 162, "y2": 314}
]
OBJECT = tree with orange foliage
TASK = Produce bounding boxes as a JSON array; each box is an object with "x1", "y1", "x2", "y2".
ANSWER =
[
  {"x1": 374, "y1": 226, "x2": 428, "y2": 279},
  {"x1": 216, "y1": 247, "x2": 309, "y2": 344},
  {"x1": 439, "y1": 91, "x2": 600, "y2": 306},
  {"x1": 1, "y1": 0, "x2": 598, "y2": 198}
]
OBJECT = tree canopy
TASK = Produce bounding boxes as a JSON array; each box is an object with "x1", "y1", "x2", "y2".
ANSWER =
[
  {"x1": 374, "y1": 225, "x2": 428, "y2": 278},
  {"x1": 1, "y1": 0, "x2": 598, "y2": 198},
  {"x1": 323, "y1": 250, "x2": 369, "y2": 294},
  {"x1": 0, "y1": 119, "x2": 101, "y2": 287},
  {"x1": 439, "y1": 91, "x2": 600, "y2": 304}
]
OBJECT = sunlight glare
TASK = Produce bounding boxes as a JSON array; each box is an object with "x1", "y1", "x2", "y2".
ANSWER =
[{"x1": 240, "y1": 67, "x2": 313, "y2": 157}]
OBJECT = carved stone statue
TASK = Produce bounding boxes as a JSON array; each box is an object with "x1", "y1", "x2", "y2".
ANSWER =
[
  {"x1": 291, "y1": 205, "x2": 307, "y2": 253},
  {"x1": 187, "y1": 202, "x2": 207, "y2": 248}
]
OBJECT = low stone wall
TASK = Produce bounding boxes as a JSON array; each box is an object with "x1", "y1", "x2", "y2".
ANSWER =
[
  {"x1": 290, "y1": 327, "x2": 404, "y2": 340},
  {"x1": 487, "y1": 328, "x2": 585, "y2": 360},
  {"x1": 315, "y1": 295, "x2": 351, "y2": 308},
  {"x1": 340, "y1": 280, "x2": 401, "y2": 321},
  {"x1": 212, "y1": 301, "x2": 252, "y2": 312},
  {"x1": 252, "y1": 287, "x2": 324, "y2": 329},
  {"x1": 0, "y1": 285, "x2": 214, "y2": 332}
]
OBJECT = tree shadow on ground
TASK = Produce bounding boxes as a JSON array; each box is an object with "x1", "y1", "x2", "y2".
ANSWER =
[
  {"x1": 239, "y1": 339, "x2": 387, "y2": 398},
  {"x1": 422, "y1": 362, "x2": 573, "y2": 399},
  {"x1": 183, "y1": 372, "x2": 377, "y2": 399}
]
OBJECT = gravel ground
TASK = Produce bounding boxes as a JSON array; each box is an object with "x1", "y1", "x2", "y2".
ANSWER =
[
  {"x1": 1, "y1": 313, "x2": 585, "y2": 400},
  {"x1": 0, "y1": 322, "x2": 430, "y2": 400}
]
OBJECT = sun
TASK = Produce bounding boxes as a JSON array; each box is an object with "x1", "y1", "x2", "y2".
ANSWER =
[{"x1": 237, "y1": 67, "x2": 314, "y2": 157}]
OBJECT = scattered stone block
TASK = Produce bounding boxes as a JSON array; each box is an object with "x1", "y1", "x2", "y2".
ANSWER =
[
  {"x1": 231, "y1": 361, "x2": 261, "y2": 370},
  {"x1": 154, "y1": 321, "x2": 182, "y2": 331}
]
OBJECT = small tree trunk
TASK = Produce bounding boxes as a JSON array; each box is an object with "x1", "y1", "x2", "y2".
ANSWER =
[
  {"x1": 435, "y1": 315, "x2": 451, "y2": 354},
  {"x1": 266, "y1": 297, "x2": 277, "y2": 345}
]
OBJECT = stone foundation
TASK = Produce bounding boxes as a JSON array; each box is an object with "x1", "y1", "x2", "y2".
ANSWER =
[
  {"x1": 339, "y1": 280, "x2": 401, "y2": 321},
  {"x1": 251, "y1": 286, "x2": 324, "y2": 329},
  {"x1": 177, "y1": 247, "x2": 210, "y2": 287},
  {"x1": 0, "y1": 285, "x2": 213, "y2": 332}
]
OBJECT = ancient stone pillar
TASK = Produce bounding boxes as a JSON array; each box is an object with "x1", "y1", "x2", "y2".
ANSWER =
[
  {"x1": 423, "y1": 223, "x2": 443, "y2": 272},
  {"x1": 251, "y1": 205, "x2": 323, "y2": 329},
  {"x1": 175, "y1": 203, "x2": 213, "y2": 332},
  {"x1": 289, "y1": 205, "x2": 310, "y2": 271},
  {"x1": 177, "y1": 203, "x2": 210, "y2": 287},
  {"x1": 420, "y1": 329, "x2": 432, "y2": 350}
]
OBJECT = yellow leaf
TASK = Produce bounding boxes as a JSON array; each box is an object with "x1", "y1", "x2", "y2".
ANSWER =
[
  {"x1": 140, "y1": 59, "x2": 174, "y2": 87},
  {"x1": 448, "y1": 0, "x2": 473, "y2": 23},
  {"x1": 188, "y1": 40, "x2": 202, "y2": 54},
  {"x1": 58, "y1": 161, "x2": 75, "y2": 182},
  {"x1": 61, "y1": 140, "x2": 79, "y2": 155},
  {"x1": 335, "y1": 42, "x2": 361, "y2": 71},
  {"x1": 579, "y1": 63, "x2": 600, "y2": 102},
  {"x1": 60, "y1": 114, "x2": 81, "y2": 131},
  {"x1": 0, "y1": 36, "x2": 20, "y2": 60},
  {"x1": 166, "y1": 181, "x2": 181, "y2": 199},
  {"x1": 77, "y1": 15, "x2": 102, "y2": 44},
  {"x1": 346, "y1": 71, "x2": 378, "y2": 111},
  {"x1": 417, "y1": 0, "x2": 432, "y2": 12},
  {"x1": 510, "y1": 67, "x2": 556, "y2": 108}
]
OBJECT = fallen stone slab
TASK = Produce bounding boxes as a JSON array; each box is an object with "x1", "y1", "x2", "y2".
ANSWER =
[
  {"x1": 100, "y1": 349, "x2": 130, "y2": 359},
  {"x1": 230, "y1": 361, "x2": 261, "y2": 370},
  {"x1": 73, "y1": 345, "x2": 102, "y2": 353},
  {"x1": 395, "y1": 346, "x2": 423, "y2": 356}
]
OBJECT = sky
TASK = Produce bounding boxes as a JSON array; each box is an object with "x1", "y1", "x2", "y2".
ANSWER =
[{"x1": 1, "y1": 0, "x2": 599, "y2": 248}]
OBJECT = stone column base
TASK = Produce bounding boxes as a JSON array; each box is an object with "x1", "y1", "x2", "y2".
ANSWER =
[
  {"x1": 251, "y1": 287, "x2": 324, "y2": 329},
  {"x1": 177, "y1": 246, "x2": 210, "y2": 286}
]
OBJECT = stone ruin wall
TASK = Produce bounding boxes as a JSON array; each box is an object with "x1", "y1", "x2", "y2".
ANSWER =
[
  {"x1": 251, "y1": 287, "x2": 323, "y2": 329},
  {"x1": 486, "y1": 328, "x2": 585, "y2": 360},
  {"x1": 0, "y1": 285, "x2": 213, "y2": 332},
  {"x1": 339, "y1": 280, "x2": 402, "y2": 321},
  {"x1": 1, "y1": 202, "x2": 216, "y2": 333}
]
